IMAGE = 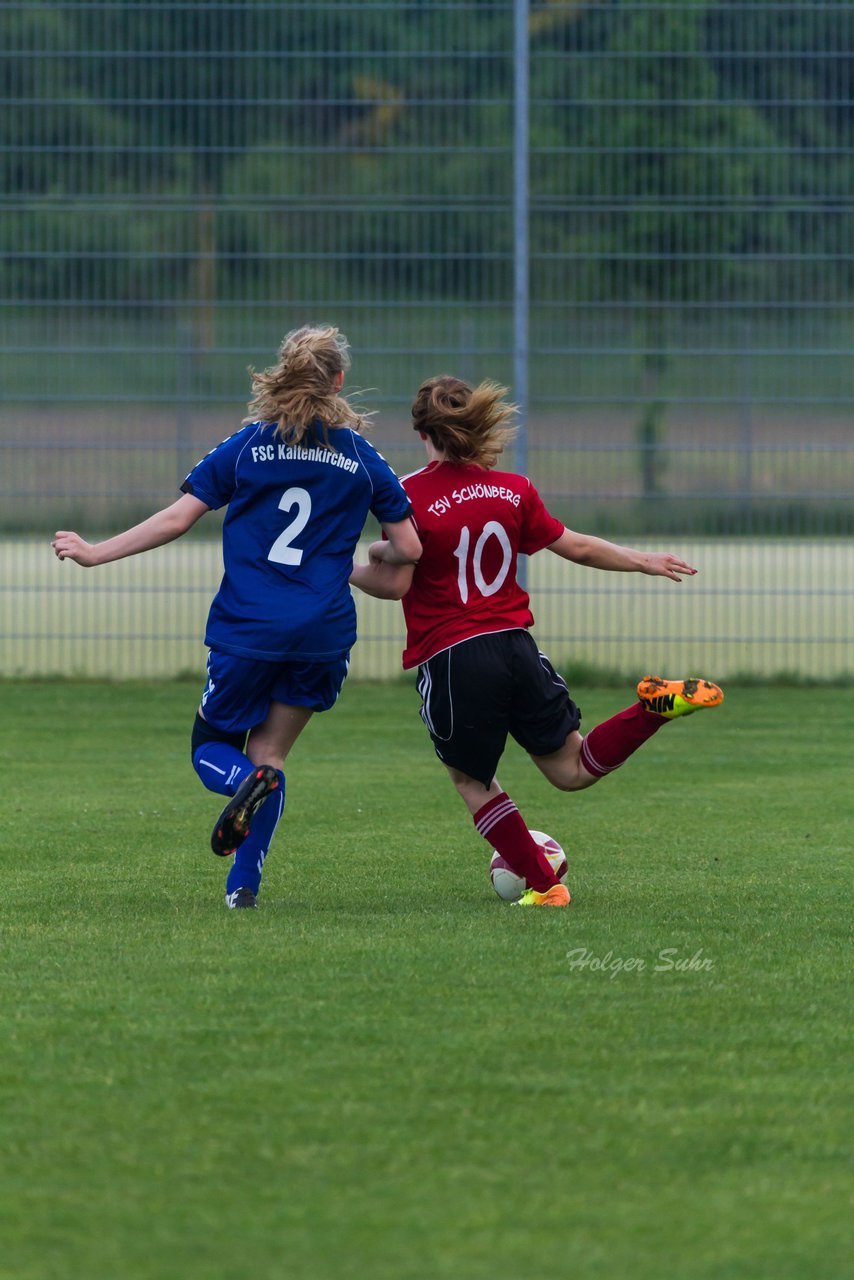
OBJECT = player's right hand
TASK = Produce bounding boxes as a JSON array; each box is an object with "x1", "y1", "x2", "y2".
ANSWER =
[
  {"x1": 641, "y1": 552, "x2": 697, "y2": 581},
  {"x1": 52, "y1": 531, "x2": 96, "y2": 566}
]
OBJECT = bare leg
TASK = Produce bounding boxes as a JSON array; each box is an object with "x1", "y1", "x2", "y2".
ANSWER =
[
  {"x1": 445, "y1": 765, "x2": 503, "y2": 815},
  {"x1": 530, "y1": 729, "x2": 599, "y2": 792},
  {"x1": 245, "y1": 700, "x2": 314, "y2": 772}
]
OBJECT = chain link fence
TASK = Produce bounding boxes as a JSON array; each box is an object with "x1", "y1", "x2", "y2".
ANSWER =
[{"x1": 1, "y1": 1, "x2": 851, "y2": 679}]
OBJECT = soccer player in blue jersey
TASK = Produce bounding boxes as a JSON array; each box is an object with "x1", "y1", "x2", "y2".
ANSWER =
[{"x1": 53, "y1": 325, "x2": 421, "y2": 909}]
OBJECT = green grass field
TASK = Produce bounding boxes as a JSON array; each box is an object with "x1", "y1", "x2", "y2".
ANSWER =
[{"x1": 2, "y1": 681, "x2": 851, "y2": 1280}]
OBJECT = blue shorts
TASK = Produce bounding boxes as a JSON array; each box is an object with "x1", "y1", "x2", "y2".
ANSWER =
[{"x1": 200, "y1": 649, "x2": 350, "y2": 735}]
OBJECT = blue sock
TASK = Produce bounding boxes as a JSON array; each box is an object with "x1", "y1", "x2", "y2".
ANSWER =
[
  {"x1": 226, "y1": 771, "x2": 286, "y2": 897},
  {"x1": 192, "y1": 741, "x2": 253, "y2": 797}
]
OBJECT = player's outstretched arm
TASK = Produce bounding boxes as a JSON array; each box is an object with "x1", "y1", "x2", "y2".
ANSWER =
[
  {"x1": 52, "y1": 493, "x2": 210, "y2": 568},
  {"x1": 547, "y1": 528, "x2": 697, "y2": 582}
]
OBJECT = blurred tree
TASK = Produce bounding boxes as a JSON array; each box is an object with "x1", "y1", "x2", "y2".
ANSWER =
[
  {"x1": 705, "y1": 2, "x2": 854, "y2": 299},
  {"x1": 6, "y1": 0, "x2": 839, "y2": 346},
  {"x1": 0, "y1": 6, "x2": 130, "y2": 302},
  {"x1": 67, "y1": 2, "x2": 343, "y2": 352},
  {"x1": 554, "y1": 3, "x2": 784, "y2": 498}
]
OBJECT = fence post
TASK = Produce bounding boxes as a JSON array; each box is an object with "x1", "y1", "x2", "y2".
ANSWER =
[
  {"x1": 176, "y1": 319, "x2": 193, "y2": 485},
  {"x1": 513, "y1": 0, "x2": 530, "y2": 586},
  {"x1": 740, "y1": 317, "x2": 753, "y2": 524}
]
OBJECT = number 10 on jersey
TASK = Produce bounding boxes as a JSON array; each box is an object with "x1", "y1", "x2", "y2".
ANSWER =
[{"x1": 453, "y1": 521, "x2": 512, "y2": 603}]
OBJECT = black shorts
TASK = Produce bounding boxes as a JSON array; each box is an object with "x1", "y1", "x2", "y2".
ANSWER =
[{"x1": 415, "y1": 629, "x2": 582, "y2": 788}]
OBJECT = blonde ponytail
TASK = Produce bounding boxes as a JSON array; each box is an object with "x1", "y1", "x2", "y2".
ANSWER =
[{"x1": 245, "y1": 325, "x2": 370, "y2": 445}]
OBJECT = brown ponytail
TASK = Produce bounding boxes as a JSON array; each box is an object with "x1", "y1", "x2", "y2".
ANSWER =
[
  {"x1": 244, "y1": 324, "x2": 370, "y2": 445},
  {"x1": 411, "y1": 375, "x2": 517, "y2": 469}
]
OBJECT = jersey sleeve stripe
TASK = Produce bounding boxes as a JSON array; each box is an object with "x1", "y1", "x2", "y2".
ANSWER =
[{"x1": 350, "y1": 432, "x2": 374, "y2": 493}]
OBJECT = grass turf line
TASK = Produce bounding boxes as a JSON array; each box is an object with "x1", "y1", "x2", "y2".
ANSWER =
[{"x1": 0, "y1": 681, "x2": 850, "y2": 1280}]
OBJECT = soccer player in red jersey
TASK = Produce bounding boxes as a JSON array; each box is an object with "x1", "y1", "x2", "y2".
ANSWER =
[{"x1": 351, "y1": 375, "x2": 723, "y2": 907}]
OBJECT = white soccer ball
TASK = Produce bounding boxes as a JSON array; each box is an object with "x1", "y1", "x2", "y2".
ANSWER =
[{"x1": 489, "y1": 830, "x2": 568, "y2": 902}]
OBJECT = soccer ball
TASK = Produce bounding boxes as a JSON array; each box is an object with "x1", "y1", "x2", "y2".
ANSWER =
[{"x1": 489, "y1": 830, "x2": 567, "y2": 902}]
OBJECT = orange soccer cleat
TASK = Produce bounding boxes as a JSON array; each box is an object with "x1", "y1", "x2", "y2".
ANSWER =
[
  {"x1": 514, "y1": 884, "x2": 572, "y2": 908},
  {"x1": 636, "y1": 676, "x2": 724, "y2": 719}
]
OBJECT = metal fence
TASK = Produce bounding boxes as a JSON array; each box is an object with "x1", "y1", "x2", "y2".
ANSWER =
[{"x1": 1, "y1": 1, "x2": 852, "y2": 680}]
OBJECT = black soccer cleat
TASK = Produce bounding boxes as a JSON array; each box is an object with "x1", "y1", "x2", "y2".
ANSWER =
[
  {"x1": 211, "y1": 765, "x2": 280, "y2": 857},
  {"x1": 225, "y1": 887, "x2": 258, "y2": 910}
]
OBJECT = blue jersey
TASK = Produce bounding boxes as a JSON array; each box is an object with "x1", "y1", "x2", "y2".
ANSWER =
[{"x1": 182, "y1": 421, "x2": 411, "y2": 661}]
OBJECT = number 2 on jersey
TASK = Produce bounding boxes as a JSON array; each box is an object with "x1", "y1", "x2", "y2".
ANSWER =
[
  {"x1": 453, "y1": 521, "x2": 512, "y2": 603},
  {"x1": 268, "y1": 487, "x2": 311, "y2": 566}
]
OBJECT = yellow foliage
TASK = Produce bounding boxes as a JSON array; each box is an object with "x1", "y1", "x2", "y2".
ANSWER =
[
  {"x1": 348, "y1": 76, "x2": 404, "y2": 143},
  {"x1": 529, "y1": 0, "x2": 586, "y2": 38}
]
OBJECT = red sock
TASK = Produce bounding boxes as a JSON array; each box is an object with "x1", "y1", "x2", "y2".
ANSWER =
[
  {"x1": 473, "y1": 792, "x2": 559, "y2": 893},
  {"x1": 580, "y1": 701, "x2": 666, "y2": 779}
]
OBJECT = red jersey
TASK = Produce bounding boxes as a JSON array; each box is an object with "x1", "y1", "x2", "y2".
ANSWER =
[{"x1": 400, "y1": 461, "x2": 564, "y2": 668}]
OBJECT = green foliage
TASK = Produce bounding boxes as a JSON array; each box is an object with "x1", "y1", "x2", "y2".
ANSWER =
[{"x1": 4, "y1": 4, "x2": 851, "y2": 307}]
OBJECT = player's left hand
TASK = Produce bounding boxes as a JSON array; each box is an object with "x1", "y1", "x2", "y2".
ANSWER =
[{"x1": 642, "y1": 552, "x2": 697, "y2": 581}]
